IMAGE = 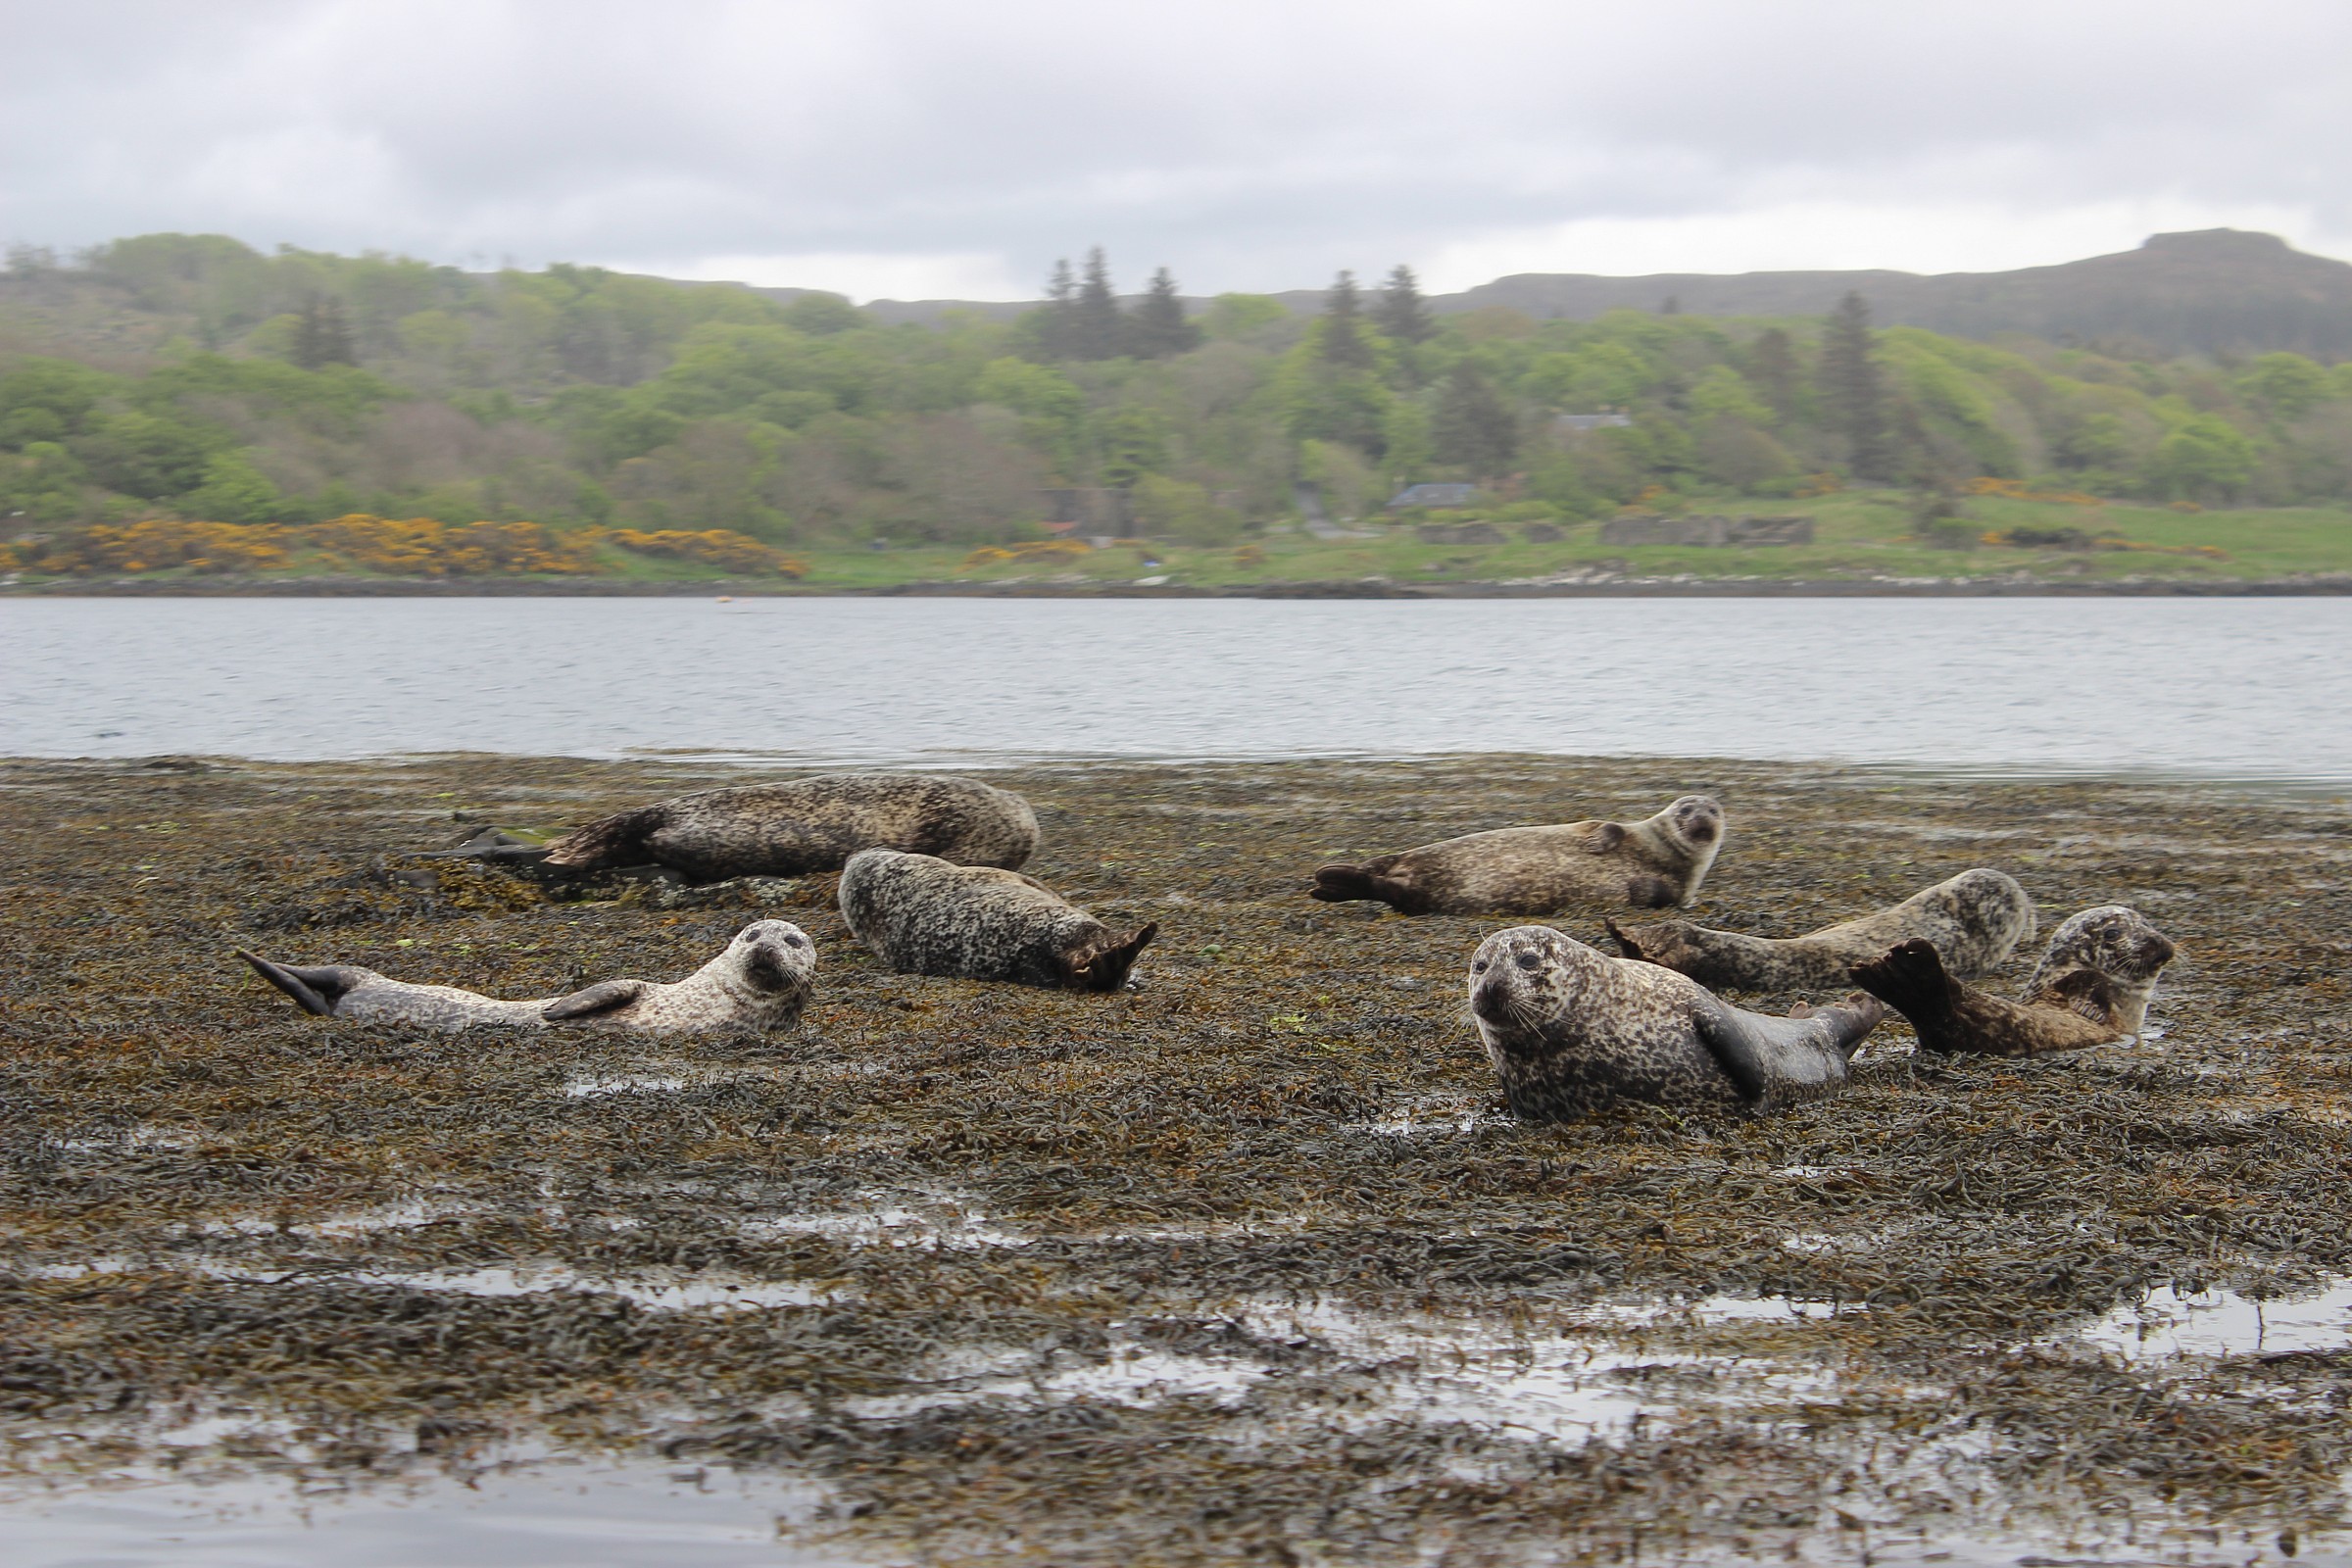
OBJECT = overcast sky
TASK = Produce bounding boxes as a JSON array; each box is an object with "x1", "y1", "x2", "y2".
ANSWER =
[{"x1": 6, "y1": 0, "x2": 2349, "y2": 301}]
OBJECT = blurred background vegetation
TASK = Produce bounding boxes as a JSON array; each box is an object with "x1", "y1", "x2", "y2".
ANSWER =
[{"x1": 3, "y1": 232, "x2": 2350, "y2": 579}]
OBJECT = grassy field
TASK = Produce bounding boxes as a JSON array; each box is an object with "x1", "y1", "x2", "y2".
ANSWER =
[{"x1": 7, "y1": 490, "x2": 2352, "y2": 593}]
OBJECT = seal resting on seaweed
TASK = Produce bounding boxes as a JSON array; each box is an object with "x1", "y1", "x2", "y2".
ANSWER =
[
  {"x1": 238, "y1": 919, "x2": 816, "y2": 1032},
  {"x1": 1467, "y1": 924, "x2": 1886, "y2": 1118},
  {"x1": 1850, "y1": 906, "x2": 2176, "y2": 1057},
  {"x1": 838, "y1": 848, "x2": 1155, "y2": 992},
  {"x1": 1311, "y1": 795, "x2": 1724, "y2": 916},
  {"x1": 463, "y1": 773, "x2": 1039, "y2": 884},
  {"x1": 1607, "y1": 868, "x2": 2034, "y2": 993}
]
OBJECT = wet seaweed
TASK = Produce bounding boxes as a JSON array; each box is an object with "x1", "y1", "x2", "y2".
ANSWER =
[{"x1": 2, "y1": 753, "x2": 2349, "y2": 1562}]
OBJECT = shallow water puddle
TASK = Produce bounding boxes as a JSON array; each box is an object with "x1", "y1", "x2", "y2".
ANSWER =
[
  {"x1": 745, "y1": 1190, "x2": 1027, "y2": 1250},
  {"x1": 0, "y1": 1458, "x2": 846, "y2": 1568},
  {"x1": 2082, "y1": 1275, "x2": 2352, "y2": 1359},
  {"x1": 24, "y1": 1255, "x2": 834, "y2": 1311}
]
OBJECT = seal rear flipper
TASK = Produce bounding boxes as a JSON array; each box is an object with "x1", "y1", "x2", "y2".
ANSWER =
[
  {"x1": 237, "y1": 951, "x2": 364, "y2": 1016},
  {"x1": 1603, "y1": 918, "x2": 1646, "y2": 961},
  {"x1": 1309, "y1": 862, "x2": 1424, "y2": 911},
  {"x1": 1060, "y1": 922, "x2": 1158, "y2": 993},
  {"x1": 542, "y1": 979, "x2": 650, "y2": 1021},
  {"x1": 1849, "y1": 940, "x2": 1963, "y2": 1030},
  {"x1": 538, "y1": 807, "x2": 660, "y2": 870}
]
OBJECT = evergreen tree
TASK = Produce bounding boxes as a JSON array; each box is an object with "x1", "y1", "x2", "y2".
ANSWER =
[
  {"x1": 1747, "y1": 327, "x2": 1800, "y2": 423},
  {"x1": 1318, "y1": 270, "x2": 1373, "y2": 369},
  {"x1": 1373, "y1": 264, "x2": 1434, "y2": 344},
  {"x1": 1074, "y1": 247, "x2": 1124, "y2": 360},
  {"x1": 1128, "y1": 267, "x2": 1200, "y2": 358},
  {"x1": 1038, "y1": 258, "x2": 1078, "y2": 359},
  {"x1": 1431, "y1": 364, "x2": 1518, "y2": 477},
  {"x1": 1818, "y1": 291, "x2": 1889, "y2": 479},
  {"x1": 292, "y1": 296, "x2": 357, "y2": 369}
]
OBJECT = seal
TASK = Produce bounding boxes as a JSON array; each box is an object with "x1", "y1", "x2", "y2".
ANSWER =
[
  {"x1": 1312, "y1": 795, "x2": 1725, "y2": 915},
  {"x1": 237, "y1": 918, "x2": 816, "y2": 1033},
  {"x1": 1606, "y1": 868, "x2": 2034, "y2": 992},
  {"x1": 1850, "y1": 906, "x2": 2176, "y2": 1057},
  {"x1": 465, "y1": 773, "x2": 1039, "y2": 884},
  {"x1": 1467, "y1": 924, "x2": 1886, "y2": 1118},
  {"x1": 838, "y1": 848, "x2": 1156, "y2": 992}
]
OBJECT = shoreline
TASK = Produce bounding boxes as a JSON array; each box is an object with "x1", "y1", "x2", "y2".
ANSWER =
[{"x1": 8, "y1": 573, "x2": 2352, "y2": 599}]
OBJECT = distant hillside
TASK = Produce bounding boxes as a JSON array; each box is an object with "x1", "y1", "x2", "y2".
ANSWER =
[{"x1": 854, "y1": 231, "x2": 2352, "y2": 361}]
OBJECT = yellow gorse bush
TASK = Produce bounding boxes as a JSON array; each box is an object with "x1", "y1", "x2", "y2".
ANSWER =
[
  {"x1": 604, "y1": 528, "x2": 808, "y2": 576},
  {"x1": 960, "y1": 538, "x2": 1092, "y2": 569},
  {"x1": 1966, "y1": 476, "x2": 2104, "y2": 507}
]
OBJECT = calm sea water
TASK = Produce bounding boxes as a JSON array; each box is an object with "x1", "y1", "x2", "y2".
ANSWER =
[{"x1": 1, "y1": 595, "x2": 2347, "y2": 781}]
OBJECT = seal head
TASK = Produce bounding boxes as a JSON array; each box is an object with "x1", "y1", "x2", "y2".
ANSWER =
[
  {"x1": 1467, "y1": 924, "x2": 1884, "y2": 1118},
  {"x1": 2023, "y1": 906, "x2": 2177, "y2": 1038}
]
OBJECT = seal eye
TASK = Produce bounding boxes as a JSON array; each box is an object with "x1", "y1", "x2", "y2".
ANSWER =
[
  {"x1": 1514, "y1": 953, "x2": 1542, "y2": 972},
  {"x1": 784, "y1": 933, "x2": 807, "y2": 948},
  {"x1": 1471, "y1": 959, "x2": 1490, "y2": 973}
]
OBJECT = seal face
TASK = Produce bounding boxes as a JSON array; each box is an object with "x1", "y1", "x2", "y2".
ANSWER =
[
  {"x1": 1313, "y1": 795, "x2": 1725, "y2": 916},
  {"x1": 1466, "y1": 924, "x2": 1886, "y2": 1118},
  {"x1": 838, "y1": 849, "x2": 1155, "y2": 992},
  {"x1": 1851, "y1": 906, "x2": 2176, "y2": 1057},
  {"x1": 238, "y1": 919, "x2": 816, "y2": 1033},
  {"x1": 494, "y1": 773, "x2": 1040, "y2": 884},
  {"x1": 1610, "y1": 868, "x2": 2035, "y2": 992}
]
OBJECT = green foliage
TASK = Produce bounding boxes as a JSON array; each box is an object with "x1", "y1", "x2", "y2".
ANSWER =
[
  {"x1": 1819, "y1": 291, "x2": 1891, "y2": 480},
  {"x1": 0, "y1": 358, "x2": 114, "y2": 447},
  {"x1": 180, "y1": 450, "x2": 285, "y2": 523},
  {"x1": 73, "y1": 412, "x2": 219, "y2": 499},
  {"x1": 1131, "y1": 474, "x2": 1240, "y2": 543},
  {"x1": 780, "y1": 292, "x2": 868, "y2": 336},
  {"x1": 1202, "y1": 294, "x2": 1289, "y2": 341},
  {"x1": 2147, "y1": 415, "x2": 2261, "y2": 500},
  {"x1": 2233, "y1": 353, "x2": 2335, "y2": 421},
  {"x1": 1431, "y1": 364, "x2": 1517, "y2": 476}
]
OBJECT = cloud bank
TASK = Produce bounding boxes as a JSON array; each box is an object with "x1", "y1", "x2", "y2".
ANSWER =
[{"x1": 5, "y1": 0, "x2": 2348, "y2": 300}]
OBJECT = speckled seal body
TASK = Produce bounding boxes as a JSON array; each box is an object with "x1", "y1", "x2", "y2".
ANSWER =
[
  {"x1": 839, "y1": 849, "x2": 1155, "y2": 992},
  {"x1": 238, "y1": 919, "x2": 816, "y2": 1033},
  {"x1": 1851, "y1": 906, "x2": 2177, "y2": 1057},
  {"x1": 1609, "y1": 868, "x2": 2034, "y2": 992},
  {"x1": 525, "y1": 773, "x2": 1039, "y2": 883},
  {"x1": 1312, "y1": 796, "x2": 1724, "y2": 915},
  {"x1": 1467, "y1": 925, "x2": 1886, "y2": 1118}
]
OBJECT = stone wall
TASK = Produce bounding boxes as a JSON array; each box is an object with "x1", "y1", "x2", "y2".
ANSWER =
[{"x1": 1598, "y1": 514, "x2": 1815, "y2": 547}]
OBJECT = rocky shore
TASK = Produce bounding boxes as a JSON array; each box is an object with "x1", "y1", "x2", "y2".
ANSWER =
[{"x1": 3, "y1": 754, "x2": 2349, "y2": 1563}]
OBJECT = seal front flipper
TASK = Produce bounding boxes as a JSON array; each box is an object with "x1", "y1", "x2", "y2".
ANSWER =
[
  {"x1": 1691, "y1": 993, "x2": 1881, "y2": 1107},
  {"x1": 238, "y1": 951, "x2": 365, "y2": 1016},
  {"x1": 541, "y1": 979, "x2": 650, "y2": 1021}
]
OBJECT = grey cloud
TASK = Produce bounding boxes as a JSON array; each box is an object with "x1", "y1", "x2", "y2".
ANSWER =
[{"x1": 3, "y1": 0, "x2": 2347, "y2": 293}]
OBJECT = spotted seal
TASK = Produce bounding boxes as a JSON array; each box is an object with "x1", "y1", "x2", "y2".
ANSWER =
[
  {"x1": 1850, "y1": 906, "x2": 2176, "y2": 1056},
  {"x1": 1607, "y1": 868, "x2": 2034, "y2": 992},
  {"x1": 838, "y1": 848, "x2": 1155, "y2": 992},
  {"x1": 1312, "y1": 795, "x2": 1724, "y2": 915},
  {"x1": 464, "y1": 773, "x2": 1039, "y2": 884},
  {"x1": 238, "y1": 919, "x2": 815, "y2": 1032},
  {"x1": 1467, "y1": 924, "x2": 1886, "y2": 1118}
]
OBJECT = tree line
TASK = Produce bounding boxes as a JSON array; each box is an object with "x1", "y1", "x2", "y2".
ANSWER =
[{"x1": 3, "y1": 232, "x2": 2350, "y2": 561}]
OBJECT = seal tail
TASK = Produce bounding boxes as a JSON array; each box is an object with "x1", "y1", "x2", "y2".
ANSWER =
[
  {"x1": 538, "y1": 807, "x2": 658, "y2": 870},
  {"x1": 1309, "y1": 861, "x2": 1420, "y2": 911},
  {"x1": 237, "y1": 951, "x2": 361, "y2": 1016},
  {"x1": 1849, "y1": 940, "x2": 1962, "y2": 1035},
  {"x1": 1603, "y1": 918, "x2": 1647, "y2": 961}
]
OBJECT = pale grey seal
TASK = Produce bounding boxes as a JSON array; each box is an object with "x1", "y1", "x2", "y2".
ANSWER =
[
  {"x1": 1850, "y1": 905, "x2": 2177, "y2": 1057},
  {"x1": 237, "y1": 919, "x2": 815, "y2": 1032},
  {"x1": 1312, "y1": 795, "x2": 1725, "y2": 915},
  {"x1": 469, "y1": 773, "x2": 1039, "y2": 884},
  {"x1": 838, "y1": 848, "x2": 1155, "y2": 992},
  {"x1": 1607, "y1": 868, "x2": 2034, "y2": 992},
  {"x1": 1467, "y1": 924, "x2": 1886, "y2": 1118}
]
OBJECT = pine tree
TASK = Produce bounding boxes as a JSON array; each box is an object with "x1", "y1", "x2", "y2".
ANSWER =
[
  {"x1": 1129, "y1": 267, "x2": 1200, "y2": 358},
  {"x1": 1074, "y1": 247, "x2": 1124, "y2": 361},
  {"x1": 1818, "y1": 292, "x2": 1889, "y2": 479},
  {"x1": 1747, "y1": 327, "x2": 1800, "y2": 423},
  {"x1": 1431, "y1": 364, "x2": 1518, "y2": 477},
  {"x1": 1373, "y1": 264, "x2": 1433, "y2": 344},
  {"x1": 1039, "y1": 258, "x2": 1078, "y2": 359},
  {"x1": 292, "y1": 296, "x2": 356, "y2": 369},
  {"x1": 1319, "y1": 270, "x2": 1373, "y2": 369}
]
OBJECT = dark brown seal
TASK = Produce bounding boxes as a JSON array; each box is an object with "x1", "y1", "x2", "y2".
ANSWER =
[
  {"x1": 1312, "y1": 795, "x2": 1724, "y2": 915},
  {"x1": 838, "y1": 848, "x2": 1156, "y2": 992},
  {"x1": 238, "y1": 919, "x2": 816, "y2": 1033},
  {"x1": 1850, "y1": 905, "x2": 2176, "y2": 1057},
  {"x1": 1607, "y1": 868, "x2": 2034, "y2": 992},
  {"x1": 1467, "y1": 924, "x2": 1886, "y2": 1118},
  {"x1": 475, "y1": 773, "x2": 1039, "y2": 884}
]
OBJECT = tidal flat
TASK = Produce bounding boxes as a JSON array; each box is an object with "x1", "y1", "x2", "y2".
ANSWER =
[{"x1": 3, "y1": 754, "x2": 2350, "y2": 1565}]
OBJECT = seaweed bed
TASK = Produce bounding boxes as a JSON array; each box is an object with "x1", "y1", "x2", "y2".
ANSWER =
[{"x1": 2, "y1": 753, "x2": 2350, "y2": 1565}]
